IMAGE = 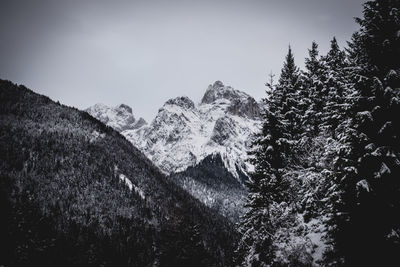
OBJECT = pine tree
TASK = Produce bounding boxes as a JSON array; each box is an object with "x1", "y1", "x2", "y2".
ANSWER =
[
  {"x1": 277, "y1": 46, "x2": 304, "y2": 145},
  {"x1": 303, "y1": 41, "x2": 325, "y2": 136},
  {"x1": 305, "y1": 41, "x2": 322, "y2": 78},
  {"x1": 320, "y1": 37, "x2": 350, "y2": 136},
  {"x1": 302, "y1": 39, "x2": 350, "y2": 138},
  {"x1": 278, "y1": 45, "x2": 300, "y2": 86},
  {"x1": 236, "y1": 48, "x2": 299, "y2": 266},
  {"x1": 236, "y1": 92, "x2": 291, "y2": 266},
  {"x1": 326, "y1": 0, "x2": 400, "y2": 265},
  {"x1": 324, "y1": 37, "x2": 346, "y2": 72}
]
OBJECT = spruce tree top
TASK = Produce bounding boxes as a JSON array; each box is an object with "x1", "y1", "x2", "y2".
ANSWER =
[
  {"x1": 279, "y1": 45, "x2": 299, "y2": 86},
  {"x1": 305, "y1": 41, "x2": 320, "y2": 76},
  {"x1": 324, "y1": 37, "x2": 346, "y2": 71}
]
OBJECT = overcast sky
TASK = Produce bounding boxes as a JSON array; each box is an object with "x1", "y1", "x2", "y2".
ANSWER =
[{"x1": 0, "y1": 0, "x2": 366, "y2": 121}]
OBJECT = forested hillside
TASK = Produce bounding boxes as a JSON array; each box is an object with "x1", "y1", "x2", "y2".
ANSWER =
[
  {"x1": 237, "y1": 0, "x2": 400, "y2": 265},
  {"x1": 170, "y1": 153, "x2": 248, "y2": 223},
  {"x1": 0, "y1": 80, "x2": 237, "y2": 266}
]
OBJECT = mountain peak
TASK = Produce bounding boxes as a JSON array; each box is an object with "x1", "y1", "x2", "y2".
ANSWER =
[
  {"x1": 213, "y1": 80, "x2": 225, "y2": 88},
  {"x1": 117, "y1": 104, "x2": 133, "y2": 114},
  {"x1": 201, "y1": 80, "x2": 249, "y2": 104},
  {"x1": 165, "y1": 96, "x2": 195, "y2": 109}
]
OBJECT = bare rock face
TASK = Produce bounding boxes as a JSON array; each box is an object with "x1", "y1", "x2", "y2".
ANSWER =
[
  {"x1": 117, "y1": 103, "x2": 133, "y2": 114},
  {"x1": 228, "y1": 97, "x2": 261, "y2": 119},
  {"x1": 165, "y1": 96, "x2": 195, "y2": 110},
  {"x1": 133, "y1": 117, "x2": 147, "y2": 129},
  {"x1": 202, "y1": 81, "x2": 261, "y2": 119},
  {"x1": 210, "y1": 116, "x2": 237, "y2": 145}
]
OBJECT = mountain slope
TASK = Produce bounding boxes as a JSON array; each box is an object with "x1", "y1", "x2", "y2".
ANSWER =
[
  {"x1": 170, "y1": 154, "x2": 248, "y2": 222},
  {"x1": 0, "y1": 79, "x2": 237, "y2": 266}
]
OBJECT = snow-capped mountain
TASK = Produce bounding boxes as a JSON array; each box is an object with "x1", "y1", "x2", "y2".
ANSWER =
[
  {"x1": 86, "y1": 103, "x2": 147, "y2": 132},
  {"x1": 87, "y1": 81, "x2": 262, "y2": 179}
]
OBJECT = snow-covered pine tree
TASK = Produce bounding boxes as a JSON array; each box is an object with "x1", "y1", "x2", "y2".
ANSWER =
[
  {"x1": 303, "y1": 41, "x2": 325, "y2": 137},
  {"x1": 320, "y1": 37, "x2": 350, "y2": 136},
  {"x1": 305, "y1": 41, "x2": 321, "y2": 77},
  {"x1": 279, "y1": 45, "x2": 300, "y2": 86},
  {"x1": 278, "y1": 46, "x2": 303, "y2": 140},
  {"x1": 325, "y1": 0, "x2": 400, "y2": 265},
  {"x1": 236, "y1": 47, "x2": 300, "y2": 266}
]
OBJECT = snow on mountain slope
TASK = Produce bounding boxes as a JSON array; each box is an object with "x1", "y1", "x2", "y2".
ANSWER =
[
  {"x1": 87, "y1": 81, "x2": 262, "y2": 179},
  {"x1": 86, "y1": 103, "x2": 147, "y2": 132}
]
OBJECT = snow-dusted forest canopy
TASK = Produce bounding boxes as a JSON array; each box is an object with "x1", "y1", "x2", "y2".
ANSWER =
[
  {"x1": 0, "y1": 0, "x2": 399, "y2": 266},
  {"x1": 237, "y1": 0, "x2": 400, "y2": 265}
]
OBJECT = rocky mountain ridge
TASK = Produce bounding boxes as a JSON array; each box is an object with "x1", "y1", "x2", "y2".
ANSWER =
[
  {"x1": 86, "y1": 103, "x2": 147, "y2": 132},
  {"x1": 87, "y1": 81, "x2": 262, "y2": 179}
]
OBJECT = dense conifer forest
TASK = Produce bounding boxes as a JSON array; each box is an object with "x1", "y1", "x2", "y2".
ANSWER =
[{"x1": 237, "y1": 0, "x2": 400, "y2": 265}]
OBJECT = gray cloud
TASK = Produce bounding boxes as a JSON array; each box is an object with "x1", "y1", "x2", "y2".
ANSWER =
[{"x1": 0, "y1": 0, "x2": 366, "y2": 121}]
